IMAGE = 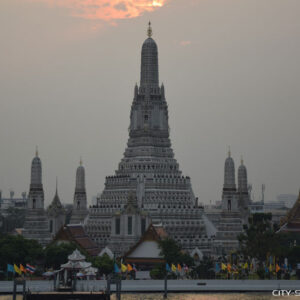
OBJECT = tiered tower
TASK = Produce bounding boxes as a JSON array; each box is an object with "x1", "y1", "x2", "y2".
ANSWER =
[
  {"x1": 222, "y1": 149, "x2": 238, "y2": 212},
  {"x1": 86, "y1": 24, "x2": 214, "y2": 256},
  {"x1": 23, "y1": 149, "x2": 51, "y2": 246},
  {"x1": 215, "y1": 150, "x2": 246, "y2": 255},
  {"x1": 70, "y1": 159, "x2": 88, "y2": 224},
  {"x1": 238, "y1": 157, "x2": 250, "y2": 219}
]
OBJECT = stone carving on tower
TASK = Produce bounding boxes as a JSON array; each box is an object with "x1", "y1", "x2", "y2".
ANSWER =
[
  {"x1": 86, "y1": 23, "x2": 215, "y2": 256},
  {"x1": 23, "y1": 149, "x2": 51, "y2": 246},
  {"x1": 70, "y1": 159, "x2": 88, "y2": 224},
  {"x1": 109, "y1": 191, "x2": 151, "y2": 255},
  {"x1": 47, "y1": 179, "x2": 66, "y2": 237}
]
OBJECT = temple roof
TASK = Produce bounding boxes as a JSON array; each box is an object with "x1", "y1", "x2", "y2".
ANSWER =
[
  {"x1": 278, "y1": 191, "x2": 300, "y2": 232},
  {"x1": 99, "y1": 246, "x2": 114, "y2": 259},
  {"x1": 53, "y1": 224, "x2": 100, "y2": 256},
  {"x1": 123, "y1": 224, "x2": 167, "y2": 262},
  {"x1": 47, "y1": 184, "x2": 65, "y2": 216},
  {"x1": 68, "y1": 249, "x2": 85, "y2": 261},
  {"x1": 61, "y1": 260, "x2": 91, "y2": 270}
]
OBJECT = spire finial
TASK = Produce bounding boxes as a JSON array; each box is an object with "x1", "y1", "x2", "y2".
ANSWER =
[
  {"x1": 147, "y1": 21, "x2": 152, "y2": 38},
  {"x1": 241, "y1": 155, "x2": 244, "y2": 165},
  {"x1": 80, "y1": 156, "x2": 82, "y2": 166},
  {"x1": 228, "y1": 146, "x2": 231, "y2": 157},
  {"x1": 35, "y1": 146, "x2": 39, "y2": 157},
  {"x1": 55, "y1": 176, "x2": 58, "y2": 195}
]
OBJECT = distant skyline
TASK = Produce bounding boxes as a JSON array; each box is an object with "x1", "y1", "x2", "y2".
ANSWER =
[{"x1": 1, "y1": 0, "x2": 300, "y2": 205}]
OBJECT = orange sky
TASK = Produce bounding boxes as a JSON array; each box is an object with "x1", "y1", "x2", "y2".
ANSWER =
[{"x1": 31, "y1": 0, "x2": 167, "y2": 20}]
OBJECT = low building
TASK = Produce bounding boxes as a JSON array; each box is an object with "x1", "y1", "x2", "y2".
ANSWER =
[
  {"x1": 0, "y1": 191, "x2": 27, "y2": 213},
  {"x1": 123, "y1": 224, "x2": 167, "y2": 270},
  {"x1": 53, "y1": 224, "x2": 100, "y2": 256},
  {"x1": 278, "y1": 191, "x2": 300, "y2": 233}
]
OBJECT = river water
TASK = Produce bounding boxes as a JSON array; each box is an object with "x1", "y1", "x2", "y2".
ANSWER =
[
  {"x1": 110, "y1": 294, "x2": 285, "y2": 300},
  {"x1": 0, "y1": 294, "x2": 286, "y2": 300}
]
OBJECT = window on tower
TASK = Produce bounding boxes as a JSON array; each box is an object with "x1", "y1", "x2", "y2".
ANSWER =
[
  {"x1": 115, "y1": 218, "x2": 120, "y2": 235},
  {"x1": 128, "y1": 216, "x2": 132, "y2": 235},
  {"x1": 141, "y1": 218, "x2": 146, "y2": 235},
  {"x1": 144, "y1": 115, "x2": 148, "y2": 121}
]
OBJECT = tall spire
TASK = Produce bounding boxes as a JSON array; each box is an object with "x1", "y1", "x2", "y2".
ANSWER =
[
  {"x1": 238, "y1": 157, "x2": 248, "y2": 193},
  {"x1": 147, "y1": 21, "x2": 152, "y2": 38},
  {"x1": 224, "y1": 149, "x2": 236, "y2": 190},
  {"x1": 71, "y1": 160, "x2": 87, "y2": 219},
  {"x1": 140, "y1": 22, "x2": 159, "y2": 89},
  {"x1": 55, "y1": 176, "x2": 58, "y2": 195},
  {"x1": 75, "y1": 161, "x2": 85, "y2": 191},
  {"x1": 35, "y1": 146, "x2": 39, "y2": 157},
  {"x1": 31, "y1": 148, "x2": 42, "y2": 186}
]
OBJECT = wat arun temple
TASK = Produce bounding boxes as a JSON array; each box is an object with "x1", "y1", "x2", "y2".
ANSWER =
[
  {"x1": 85, "y1": 24, "x2": 249, "y2": 256},
  {"x1": 20, "y1": 24, "x2": 259, "y2": 257}
]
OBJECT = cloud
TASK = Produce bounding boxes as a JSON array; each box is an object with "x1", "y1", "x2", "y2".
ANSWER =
[
  {"x1": 180, "y1": 40, "x2": 192, "y2": 46},
  {"x1": 30, "y1": 0, "x2": 167, "y2": 20}
]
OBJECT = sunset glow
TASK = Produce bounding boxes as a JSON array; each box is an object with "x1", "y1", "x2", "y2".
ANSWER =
[{"x1": 31, "y1": 0, "x2": 167, "y2": 20}]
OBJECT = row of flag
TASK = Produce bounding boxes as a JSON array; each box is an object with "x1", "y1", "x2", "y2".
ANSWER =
[
  {"x1": 114, "y1": 263, "x2": 137, "y2": 273},
  {"x1": 215, "y1": 262, "x2": 250, "y2": 273},
  {"x1": 166, "y1": 263, "x2": 189, "y2": 273},
  {"x1": 7, "y1": 264, "x2": 36, "y2": 275},
  {"x1": 114, "y1": 263, "x2": 189, "y2": 274},
  {"x1": 215, "y1": 262, "x2": 284, "y2": 274},
  {"x1": 264, "y1": 263, "x2": 286, "y2": 274}
]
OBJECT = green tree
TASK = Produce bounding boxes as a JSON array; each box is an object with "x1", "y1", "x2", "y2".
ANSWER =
[
  {"x1": 287, "y1": 246, "x2": 300, "y2": 268},
  {"x1": 0, "y1": 234, "x2": 44, "y2": 270},
  {"x1": 238, "y1": 213, "x2": 279, "y2": 261},
  {"x1": 158, "y1": 238, "x2": 194, "y2": 266},
  {"x1": 150, "y1": 263, "x2": 165, "y2": 279},
  {"x1": 90, "y1": 254, "x2": 114, "y2": 275},
  {"x1": 192, "y1": 256, "x2": 215, "y2": 279},
  {"x1": 238, "y1": 213, "x2": 300, "y2": 269},
  {"x1": 44, "y1": 242, "x2": 77, "y2": 269}
]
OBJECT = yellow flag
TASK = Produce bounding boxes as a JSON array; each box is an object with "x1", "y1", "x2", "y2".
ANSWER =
[
  {"x1": 121, "y1": 263, "x2": 127, "y2": 272},
  {"x1": 244, "y1": 262, "x2": 248, "y2": 269},
  {"x1": 269, "y1": 264, "x2": 273, "y2": 272},
  {"x1": 221, "y1": 263, "x2": 227, "y2": 271},
  {"x1": 127, "y1": 264, "x2": 133, "y2": 272},
  {"x1": 177, "y1": 264, "x2": 182, "y2": 271},
  {"x1": 14, "y1": 264, "x2": 22, "y2": 275},
  {"x1": 171, "y1": 264, "x2": 177, "y2": 272}
]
